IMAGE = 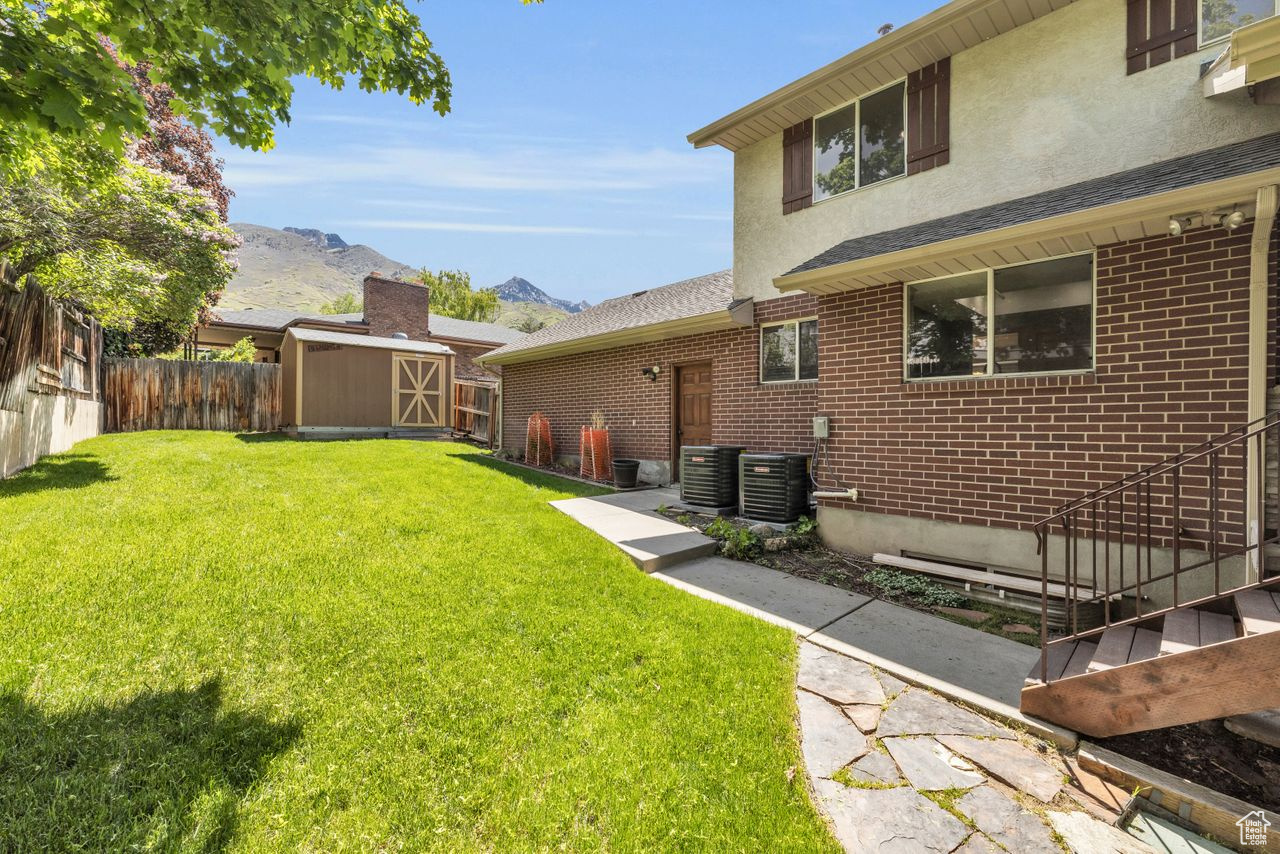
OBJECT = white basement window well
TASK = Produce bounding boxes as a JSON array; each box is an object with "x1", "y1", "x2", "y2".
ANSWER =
[
  {"x1": 904, "y1": 253, "x2": 1095, "y2": 382},
  {"x1": 761, "y1": 318, "x2": 818, "y2": 383},
  {"x1": 1201, "y1": 0, "x2": 1279, "y2": 46},
  {"x1": 813, "y1": 80, "x2": 907, "y2": 203}
]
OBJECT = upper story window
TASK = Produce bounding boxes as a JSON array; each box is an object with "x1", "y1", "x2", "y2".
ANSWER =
[
  {"x1": 1201, "y1": 0, "x2": 1278, "y2": 45},
  {"x1": 761, "y1": 318, "x2": 818, "y2": 383},
  {"x1": 905, "y1": 253, "x2": 1094, "y2": 381},
  {"x1": 813, "y1": 81, "x2": 906, "y2": 202}
]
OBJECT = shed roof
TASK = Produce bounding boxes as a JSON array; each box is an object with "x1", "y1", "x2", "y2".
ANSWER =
[
  {"x1": 479, "y1": 271, "x2": 748, "y2": 365},
  {"x1": 287, "y1": 327, "x2": 452, "y2": 355}
]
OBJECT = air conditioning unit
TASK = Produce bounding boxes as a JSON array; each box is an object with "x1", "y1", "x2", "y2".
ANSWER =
[
  {"x1": 680, "y1": 445, "x2": 745, "y2": 508},
  {"x1": 739, "y1": 453, "x2": 810, "y2": 523}
]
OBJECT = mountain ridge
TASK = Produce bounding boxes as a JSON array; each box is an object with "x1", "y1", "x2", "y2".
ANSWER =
[{"x1": 494, "y1": 276, "x2": 590, "y2": 314}]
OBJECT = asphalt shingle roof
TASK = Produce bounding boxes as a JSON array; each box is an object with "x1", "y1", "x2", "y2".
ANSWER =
[
  {"x1": 211, "y1": 308, "x2": 523, "y2": 345},
  {"x1": 287, "y1": 326, "x2": 452, "y2": 355},
  {"x1": 785, "y1": 132, "x2": 1280, "y2": 277},
  {"x1": 481, "y1": 270, "x2": 737, "y2": 360}
]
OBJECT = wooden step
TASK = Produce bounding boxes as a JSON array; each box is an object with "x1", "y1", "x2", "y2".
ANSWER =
[
  {"x1": 1127, "y1": 627, "x2": 1162, "y2": 663},
  {"x1": 1088, "y1": 626, "x2": 1134, "y2": 672},
  {"x1": 1198, "y1": 611, "x2": 1237, "y2": 646},
  {"x1": 1063, "y1": 640, "x2": 1099, "y2": 679},
  {"x1": 1026, "y1": 639, "x2": 1080, "y2": 685},
  {"x1": 1160, "y1": 609, "x2": 1200, "y2": 656},
  {"x1": 1236, "y1": 589, "x2": 1280, "y2": 635}
]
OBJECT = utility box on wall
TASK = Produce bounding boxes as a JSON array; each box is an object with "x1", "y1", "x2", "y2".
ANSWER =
[{"x1": 812, "y1": 416, "x2": 830, "y2": 439}]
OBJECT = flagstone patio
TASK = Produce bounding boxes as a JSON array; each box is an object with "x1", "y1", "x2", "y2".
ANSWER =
[{"x1": 795, "y1": 640, "x2": 1152, "y2": 854}]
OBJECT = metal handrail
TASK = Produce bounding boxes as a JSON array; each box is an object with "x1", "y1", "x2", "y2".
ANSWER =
[{"x1": 1034, "y1": 412, "x2": 1279, "y2": 683}]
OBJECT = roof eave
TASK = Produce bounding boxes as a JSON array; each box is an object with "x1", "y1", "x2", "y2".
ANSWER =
[
  {"x1": 478, "y1": 301, "x2": 753, "y2": 366},
  {"x1": 775, "y1": 168, "x2": 1280, "y2": 294}
]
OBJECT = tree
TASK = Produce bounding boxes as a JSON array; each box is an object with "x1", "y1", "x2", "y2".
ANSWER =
[
  {"x1": 0, "y1": 0, "x2": 507, "y2": 173},
  {"x1": 208, "y1": 336, "x2": 256, "y2": 363},
  {"x1": 512, "y1": 316, "x2": 546, "y2": 333},
  {"x1": 320, "y1": 292, "x2": 363, "y2": 315},
  {"x1": 415, "y1": 269, "x2": 499, "y2": 323}
]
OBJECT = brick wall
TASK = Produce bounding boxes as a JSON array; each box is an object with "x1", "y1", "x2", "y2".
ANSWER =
[
  {"x1": 815, "y1": 224, "x2": 1274, "y2": 533},
  {"x1": 500, "y1": 293, "x2": 820, "y2": 465},
  {"x1": 445, "y1": 340, "x2": 500, "y2": 382},
  {"x1": 363, "y1": 275, "x2": 430, "y2": 340}
]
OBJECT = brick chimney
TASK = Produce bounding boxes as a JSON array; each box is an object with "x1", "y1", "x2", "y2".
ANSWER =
[{"x1": 362, "y1": 273, "x2": 430, "y2": 340}]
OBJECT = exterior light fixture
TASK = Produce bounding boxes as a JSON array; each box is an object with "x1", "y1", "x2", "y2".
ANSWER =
[
  {"x1": 1222, "y1": 210, "x2": 1246, "y2": 231},
  {"x1": 641, "y1": 365, "x2": 661, "y2": 382},
  {"x1": 1168, "y1": 218, "x2": 1185, "y2": 237}
]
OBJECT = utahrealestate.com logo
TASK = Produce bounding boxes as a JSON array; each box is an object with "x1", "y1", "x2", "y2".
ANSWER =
[{"x1": 1237, "y1": 810, "x2": 1271, "y2": 847}]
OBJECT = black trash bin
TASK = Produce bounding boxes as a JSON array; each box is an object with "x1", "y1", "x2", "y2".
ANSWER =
[{"x1": 613, "y1": 459, "x2": 640, "y2": 489}]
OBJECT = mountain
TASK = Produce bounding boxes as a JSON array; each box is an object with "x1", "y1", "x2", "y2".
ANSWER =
[
  {"x1": 222, "y1": 225, "x2": 574, "y2": 332},
  {"x1": 494, "y1": 276, "x2": 590, "y2": 314},
  {"x1": 283, "y1": 227, "x2": 348, "y2": 250},
  {"x1": 223, "y1": 223, "x2": 416, "y2": 311}
]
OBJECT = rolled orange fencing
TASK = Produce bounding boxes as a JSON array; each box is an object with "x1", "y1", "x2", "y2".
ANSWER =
[{"x1": 526, "y1": 412, "x2": 553, "y2": 466}]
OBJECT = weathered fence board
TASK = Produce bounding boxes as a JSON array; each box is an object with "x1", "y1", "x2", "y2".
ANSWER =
[
  {"x1": 104, "y1": 358, "x2": 281, "y2": 433},
  {"x1": 0, "y1": 282, "x2": 101, "y2": 412},
  {"x1": 453, "y1": 380, "x2": 496, "y2": 447}
]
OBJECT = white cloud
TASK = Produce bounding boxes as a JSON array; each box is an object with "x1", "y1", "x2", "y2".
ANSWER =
[
  {"x1": 341, "y1": 218, "x2": 635, "y2": 236},
  {"x1": 222, "y1": 140, "x2": 727, "y2": 195}
]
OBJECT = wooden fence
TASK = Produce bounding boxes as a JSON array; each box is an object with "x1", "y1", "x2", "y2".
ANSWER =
[
  {"x1": 0, "y1": 281, "x2": 102, "y2": 412},
  {"x1": 453, "y1": 379, "x2": 496, "y2": 447},
  {"x1": 103, "y1": 358, "x2": 281, "y2": 433}
]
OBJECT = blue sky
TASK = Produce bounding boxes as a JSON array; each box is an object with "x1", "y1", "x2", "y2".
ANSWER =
[{"x1": 219, "y1": 0, "x2": 937, "y2": 304}]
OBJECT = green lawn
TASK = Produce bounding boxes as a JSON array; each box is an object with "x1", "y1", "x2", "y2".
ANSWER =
[{"x1": 0, "y1": 432, "x2": 835, "y2": 852}]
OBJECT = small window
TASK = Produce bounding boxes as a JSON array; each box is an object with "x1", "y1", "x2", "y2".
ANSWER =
[
  {"x1": 814, "y1": 81, "x2": 906, "y2": 202},
  {"x1": 906, "y1": 255, "x2": 1093, "y2": 381},
  {"x1": 1201, "y1": 0, "x2": 1278, "y2": 44},
  {"x1": 761, "y1": 319, "x2": 818, "y2": 383}
]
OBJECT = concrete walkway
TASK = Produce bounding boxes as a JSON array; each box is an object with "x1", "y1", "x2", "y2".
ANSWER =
[{"x1": 550, "y1": 487, "x2": 717, "y2": 572}]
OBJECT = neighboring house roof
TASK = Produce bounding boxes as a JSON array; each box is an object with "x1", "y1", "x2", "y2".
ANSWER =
[
  {"x1": 428, "y1": 314, "x2": 527, "y2": 346},
  {"x1": 210, "y1": 308, "x2": 522, "y2": 347},
  {"x1": 286, "y1": 326, "x2": 452, "y2": 355},
  {"x1": 479, "y1": 270, "x2": 751, "y2": 366},
  {"x1": 778, "y1": 131, "x2": 1280, "y2": 293},
  {"x1": 687, "y1": 0, "x2": 1073, "y2": 151}
]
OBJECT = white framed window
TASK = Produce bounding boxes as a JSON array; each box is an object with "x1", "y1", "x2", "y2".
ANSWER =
[
  {"x1": 761, "y1": 318, "x2": 818, "y2": 383},
  {"x1": 904, "y1": 253, "x2": 1095, "y2": 382},
  {"x1": 813, "y1": 80, "x2": 907, "y2": 202},
  {"x1": 1200, "y1": 0, "x2": 1278, "y2": 46}
]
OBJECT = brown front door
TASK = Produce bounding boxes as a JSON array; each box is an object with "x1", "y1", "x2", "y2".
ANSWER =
[{"x1": 674, "y1": 362, "x2": 713, "y2": 468}]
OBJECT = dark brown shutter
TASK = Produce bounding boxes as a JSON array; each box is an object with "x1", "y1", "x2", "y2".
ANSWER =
[
  {"x1": 1126, "y1": 0, "x2": 1196, "y2": 75},
  {"x1": 782, "y1": 119, "x2": 813, "y2": 215},
  {"x1": 906, "y1": 57, "x2": 950, "y2": 176}
]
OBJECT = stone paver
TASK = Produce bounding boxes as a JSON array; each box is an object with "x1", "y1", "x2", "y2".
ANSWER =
[
  {"x1": 816, "y1": 780, "x2": 970, "y2": 854},
  {"x1": 953, "y1": 834, "x2": 1002, "y2": 853},
  {"x1": 876, "y1": 670, "x2": 908, "y2": 698},
  {"x1": 798, "y1": 642, "x2": 886, "y2": 706},
  {"x1": 843, "y1": 704, "x2": 882, "y2": 733},
  {"x1": 956, "y1": 785, "x2": 1060, "y2": 854},
  {"x1": 847, "y1": 750, "x2": 902, "y2": 786},
  {"x1": 1048, "y1": 810, "x2": 1157, "y2": 854},
  {"x1": 937, "y1": 734, "x2": 1063, "y2": 803},
  {"x1": 883, "y1": 737, "x2": 985, "y2": 792},
  {"x1": 877, "y1": 688, "x2": 1015, "y2": 739},
  {"x1": 797, "y1": 690, "x2": 868, "y2": 778}
]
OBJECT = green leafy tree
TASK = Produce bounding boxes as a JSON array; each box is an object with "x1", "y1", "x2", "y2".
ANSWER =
[
  {"x1": 415, "y1": 269, "x2": 499, "y2": 322},
  {"x1": 208, "y1": 336, "x2": 257, "y2": 363},
  {"x1": 0, "y1": 0, "x2": 536, "y2": 172},
  {"x1": 320, "y1": 292, "x2": 363, "y2": 315},
  {"x1": 512, "y1": 316, "x2": 546, "y2": 333}
]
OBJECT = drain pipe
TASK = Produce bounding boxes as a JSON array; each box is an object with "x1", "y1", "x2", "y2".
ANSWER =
[{"x1": 1247, "y1": 184, "x2": 1277, "y2": 581}]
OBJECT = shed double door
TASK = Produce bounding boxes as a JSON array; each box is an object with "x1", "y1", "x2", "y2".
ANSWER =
[{"x1": 392, "y1": 353, "x2": 447, "y2": 427}]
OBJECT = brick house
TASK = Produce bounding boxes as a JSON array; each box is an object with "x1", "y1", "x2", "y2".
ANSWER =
[
  {"x1": 485, "y1": 0, "x2": 1280, "y2": 735},
  {"x1": 197, "y1": 273, "x2": 525, "y2": 382}
]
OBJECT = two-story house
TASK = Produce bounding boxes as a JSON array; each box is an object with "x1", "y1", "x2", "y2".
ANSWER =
[{"x1": 481, "y1": 0, "x2": 1280, "y2": 733}]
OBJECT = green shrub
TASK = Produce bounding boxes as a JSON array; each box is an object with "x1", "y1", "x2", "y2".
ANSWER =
[
  {"x1": 789, "y1": 515, "x2": 817, "y2": 536},
  {"x1": 705, "y1": 517, "x2": 762, "y2": 561},
  {"x1": 864, "y1": 567, "x2": 967, "y2": 608}
]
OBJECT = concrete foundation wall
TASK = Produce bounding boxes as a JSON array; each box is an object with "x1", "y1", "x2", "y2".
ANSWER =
[{"x1": 0, "y1": 393, "x2": 102, "y2": 478}]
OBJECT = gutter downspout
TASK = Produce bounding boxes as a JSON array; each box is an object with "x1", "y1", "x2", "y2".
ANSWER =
[{"x1": 1247, "y1": 184, "x2": 1277, "y2": 581}]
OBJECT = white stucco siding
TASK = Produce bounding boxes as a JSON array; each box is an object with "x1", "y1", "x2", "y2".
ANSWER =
[{"x1": 732, "y1": 0, "x2": 1280, "y2": 303}]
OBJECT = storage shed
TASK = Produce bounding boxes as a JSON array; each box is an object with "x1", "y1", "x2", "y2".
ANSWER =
[{"x1": 280, "y1": 327, "x2": 454, "y2": 436}]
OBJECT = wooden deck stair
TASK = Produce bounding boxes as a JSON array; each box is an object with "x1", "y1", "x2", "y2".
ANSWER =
[{"x1": 1021, "y1": 589, "x2": 1280, "y2": 737}]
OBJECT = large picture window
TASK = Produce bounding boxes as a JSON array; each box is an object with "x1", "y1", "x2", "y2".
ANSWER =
[
  {"x1": 813, "y1": 81, "x2": 906, "y2": 202},
  {"x1": 905, "y1": 254, "x2": 1094, "y2": 381},
  {"x1": 1201, "y1": 0, "x2": 1277, "y2": 45},
  {"x1": 761, "y1": 319, "x2": 818, "y2": 383}
]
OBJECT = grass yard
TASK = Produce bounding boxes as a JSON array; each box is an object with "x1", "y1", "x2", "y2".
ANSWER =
[{"x1": 0, "y1": 432, "x2": 835, "y2": 852}]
